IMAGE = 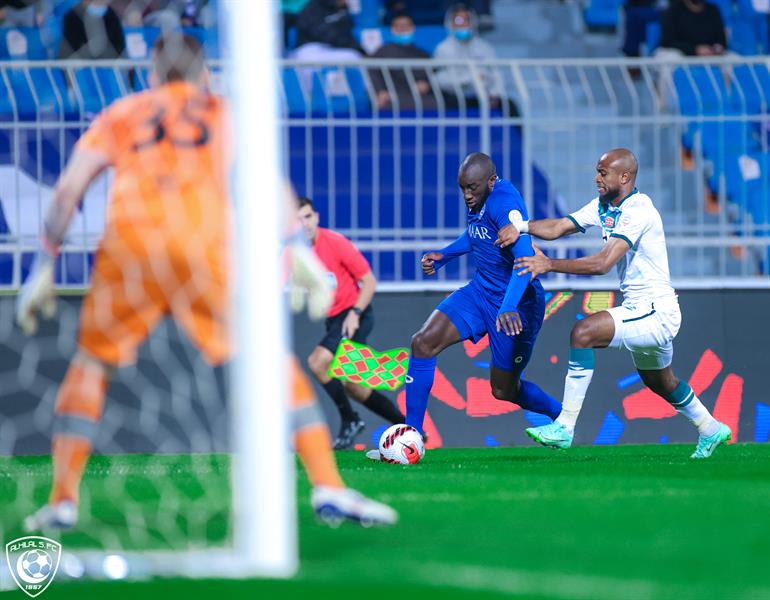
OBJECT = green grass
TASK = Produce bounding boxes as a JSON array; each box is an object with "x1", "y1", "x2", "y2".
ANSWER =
[{"x1": 2, "y1": 444, "x2": 770, "y2": 599}]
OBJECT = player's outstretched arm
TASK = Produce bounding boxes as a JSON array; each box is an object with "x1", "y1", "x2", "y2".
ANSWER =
[
  {"x1": 495, "y1": 217, "x2": 578, "y2": 248},
  {"x1": 45, "y1": 149, "x2": 110, "y2": 248},
  {"x1": 422, "y1": 230, "x2": 471, "y2": 276},
  {"x1": 496, "y1": 233, "x2": 535, "y2": 336},
  {"x1": 16, "y1": 149, "x2": 109, "y2": 335},
  {"x1": 514, "y1": 237, "x2": 629, "y2": 279}
]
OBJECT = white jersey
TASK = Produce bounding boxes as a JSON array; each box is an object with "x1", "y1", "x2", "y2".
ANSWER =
[{"x1": 568, "y1": 188, "x2": 676, "y2": 306}]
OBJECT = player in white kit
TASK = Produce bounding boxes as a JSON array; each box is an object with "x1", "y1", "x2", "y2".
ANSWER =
[{"x1": 494, "y1": 148, "x2": 731, "y2": 458}]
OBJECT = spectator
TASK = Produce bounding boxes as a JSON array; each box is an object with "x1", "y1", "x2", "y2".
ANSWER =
[
  {"x1": 369, "y1": 13, "x2": 436, "y2": 111},
  {"x1": 116, "y1": 1, "x2": 211, "y2": 30},
  {"x1": 621, "y1": 0, "x2": 664, "y2": 58},
  {"x1": 433, "y1": 3, "x2": 517, "y2": 115},
  {"x1": 294, "y1": 0, "x2": 362, "y2": 56},
  {"x1": 58, "y1": 0, "x2": 125, "y2": 59},
  {"x1": 659, "y1": 0, "x2": 726, "y2": 56}
]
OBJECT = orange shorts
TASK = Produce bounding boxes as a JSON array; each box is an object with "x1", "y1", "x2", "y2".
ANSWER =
[{"x1": 78, "y1": 230, "x2": 231, "y2": 366}]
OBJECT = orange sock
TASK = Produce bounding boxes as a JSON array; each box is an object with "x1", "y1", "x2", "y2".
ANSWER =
[
  {"x1": 49, "y1": 359, "x2": 108, "y2": 505},
  {"x1": 291, "y1": 358, "x2": 344, "y2": 489}
]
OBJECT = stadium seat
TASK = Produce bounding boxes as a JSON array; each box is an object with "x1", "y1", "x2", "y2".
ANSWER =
[
  {"x1": 282, "y1": 68, "x2": 306, "y2": 115},
  {"x1": 308, "y1": 67, "x2": 371, "y2": 117},
  {"x1": 729, "y1": 63, "x2": 770, "y2": 115},
  {"x1": 0, "y1": 28, "x2": 48, "y2": 60},
  {"x1": 28, "y1": 68, "x2": 79, "y2": 119},
  {"x1": 645, "y1": 21, "x2": 661, "y2": 55},
  {"x1": 584, "y1": 0, "x2": 624, "y2": 30},
  {"x1": 353, "y1": 0, "x2": 380, "y2": 29},
  {"x1": 673, "y1": 65, "x2": 729, "y2": 151}
]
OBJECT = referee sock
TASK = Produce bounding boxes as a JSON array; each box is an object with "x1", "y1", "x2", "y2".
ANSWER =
[
  {"x1": 322, "y1": 379, "x2": 360, "y2": 424},
  {"x1": 405, "y1": 356, "x2": 436, "y2": 434},
  {"x1": 556, "y1": 347, "x2": 595, "y2": 433},
  {"x1": 517, "y1": 380, "x2": 561, "y2": 421},
  {"x1": 664, "y1": 381, "x2": 720, "y2": 437},
  {"x1": 362, "y1": 390, "x2": 405, "y2": 424}
]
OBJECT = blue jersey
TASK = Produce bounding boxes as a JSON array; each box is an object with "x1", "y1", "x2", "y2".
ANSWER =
[{"x1": 467, "y1": 178, "x2": 530, "y2": 304}]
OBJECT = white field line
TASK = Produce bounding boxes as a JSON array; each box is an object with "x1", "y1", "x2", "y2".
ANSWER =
[{"x1": 307, "y1": 558, "x2": 770, "y2": 600}]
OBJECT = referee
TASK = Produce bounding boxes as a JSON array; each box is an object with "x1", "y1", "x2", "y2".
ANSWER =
[{"x1": 298, "y1": 197, "x2": 405, "y2": 449}]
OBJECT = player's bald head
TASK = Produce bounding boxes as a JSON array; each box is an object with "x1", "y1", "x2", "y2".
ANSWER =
[
  {"x1": 595, "y1": 148, "x2": 638, "y2": 204},
  {"x1": 599, "y1": 148, "x2": 638, "y2": 183},
  {"x1": 459, "y1": 152, "x2": 496, "y2": 180},
  {"x1": 458, "y1": 152, "x2": 497, "y2": 211},
  {"x1": 152, "y1": 33, "x2": 205, "y2": 85}
]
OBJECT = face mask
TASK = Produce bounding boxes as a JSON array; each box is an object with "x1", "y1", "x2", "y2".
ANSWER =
[
  {"x1": 391, "y1": 31, "x2": 415, "y2": 46},
  {"x1": 86, "y1": 4, "x2": 108, "y2": 17},
  {"x1": 453, "y1": 29, "x2": 472, "y2": 41}
]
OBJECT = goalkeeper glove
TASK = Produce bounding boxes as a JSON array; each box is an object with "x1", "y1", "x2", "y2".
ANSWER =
[
  {"x1": 288, "y1": 242, "x2": 333, "y2": 321},
  {"x1": 16, "y1": 244, "x2": 57, "y2": 336}
]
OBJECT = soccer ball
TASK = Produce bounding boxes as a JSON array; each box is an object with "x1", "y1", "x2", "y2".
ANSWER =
[
  {"x1": 21, "y1": 550, "x2": 52, "y2": 580},
  {"x1": 378, "y1": 424, "x2": 425, "y2": 464}
]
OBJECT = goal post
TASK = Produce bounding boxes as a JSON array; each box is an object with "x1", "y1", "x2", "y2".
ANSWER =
[{"x1": 226, "y1": 0, "x2": 297, "y2": 577}]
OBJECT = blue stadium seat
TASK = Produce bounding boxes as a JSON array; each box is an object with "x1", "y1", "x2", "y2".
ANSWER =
[
  {"x1": 29, "y1": 68, "x2": 78, "y2": 119},
  {"x1": 0, "y1": 28, "x2": 48, "y2": 60},
  {"x1": 730, "y1": 63, "x2": 770, "y2": 114},
  {"x1": 308, "y1": 67, "x2": 371, "y2": 116},
  {"x1": 282, "y1": 68, "x2": 306, "y2": 115},
  {"x1": 353, "y1": 0, "x2": 380, "y2": 28},
  {"x1": 645, "y1": 21, "x2": 661, "y2": 55},
  {"x1": 674, "y1": 65, "x2": 729, "y2": 151},
  {"x1": 584, "y1": 0, "x2": 623, "y2": 29}
]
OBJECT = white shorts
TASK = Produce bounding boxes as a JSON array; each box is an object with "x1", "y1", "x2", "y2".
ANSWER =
[{"x1": 606, "y1": 299, "x2": 681, "y2": 370}]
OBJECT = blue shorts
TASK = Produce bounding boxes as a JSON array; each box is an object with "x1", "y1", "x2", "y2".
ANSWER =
[{"x1": 437, "y1": 278, "x2": 545, "y2": 373}]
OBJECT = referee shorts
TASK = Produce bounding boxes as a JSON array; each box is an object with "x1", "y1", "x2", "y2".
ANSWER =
[{"x1": 317, "y1": 305, "x2": 374, "y2": 354}]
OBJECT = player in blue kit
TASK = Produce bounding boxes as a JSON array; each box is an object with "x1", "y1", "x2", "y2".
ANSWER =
[{"x1": 368, "y1": 153, "x2": 560, "y2": 458}]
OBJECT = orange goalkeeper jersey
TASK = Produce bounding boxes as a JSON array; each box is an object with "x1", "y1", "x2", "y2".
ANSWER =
[
  {"x1": 76, "y1": 80, "x2": 230, "y2": 243},
  {"x1": 75, "y1": 81, "x2": 232, "y2": 366}
]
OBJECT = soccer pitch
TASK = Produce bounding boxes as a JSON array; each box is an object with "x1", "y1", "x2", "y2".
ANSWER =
[{"x1": 2, "y1": 445, "x2": 769, "y2": 600}]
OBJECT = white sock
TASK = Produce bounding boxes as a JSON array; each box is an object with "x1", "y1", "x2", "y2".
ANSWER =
[
  {"x1": 556, "y1": 350, "x2": 595, "y2": 433},
  {"x1": 677, "y1": 396, "x2": 720, "y2": 437}
]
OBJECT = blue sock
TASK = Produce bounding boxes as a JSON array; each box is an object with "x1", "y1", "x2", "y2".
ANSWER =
[
  {"x1": 517, "y1": 379, "x2": 562, "y2": 421},
  {"x1": 404, "y1": 356, "x2": 436, "y2": 434}
]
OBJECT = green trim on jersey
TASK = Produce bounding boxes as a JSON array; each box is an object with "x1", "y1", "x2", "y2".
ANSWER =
[
  {"x1": 615, "y1": 187, "x2": 639, "y2": 208},
  {"x1": 610, "y1": 233, "x2": 634, "y2": 248},
  {"x1": 566, "y1": 215, "x2": 585, "y2": 233}
]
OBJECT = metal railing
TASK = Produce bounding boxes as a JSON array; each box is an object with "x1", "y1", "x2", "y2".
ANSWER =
[{"x1": 0, "y1": 57, "x2": 768, "y2": 291}]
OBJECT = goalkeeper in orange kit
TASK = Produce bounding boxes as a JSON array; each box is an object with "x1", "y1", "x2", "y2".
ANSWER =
[{"x1": 17, "y1": 33, "x2": 395, "y2": 530}]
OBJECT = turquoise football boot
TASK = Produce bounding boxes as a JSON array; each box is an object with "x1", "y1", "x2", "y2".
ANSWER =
[
  {"x1": 525, "y1": 421, "x2": 573, "y2": 449},
  {"x1": 691, "y1": 423, "x2": 732, "y2": 459}
]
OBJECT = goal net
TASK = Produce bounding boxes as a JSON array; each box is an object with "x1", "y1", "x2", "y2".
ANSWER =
[{"x1": 0, "y1": 1, "x2": 294, "y2": 586}]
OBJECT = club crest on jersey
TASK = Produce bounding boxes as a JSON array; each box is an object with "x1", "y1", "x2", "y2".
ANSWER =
[{"x1": 468, "y1": 224, "x2": 491, "y2": 240}]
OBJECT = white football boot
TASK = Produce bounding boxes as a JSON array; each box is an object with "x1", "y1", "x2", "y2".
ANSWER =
[
  {"x1": 311, "y1": 486, "x2": 397, "y2": 527},
  {"x1": 24, "y1": 501, "x2": 78, "y2": 531}
]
